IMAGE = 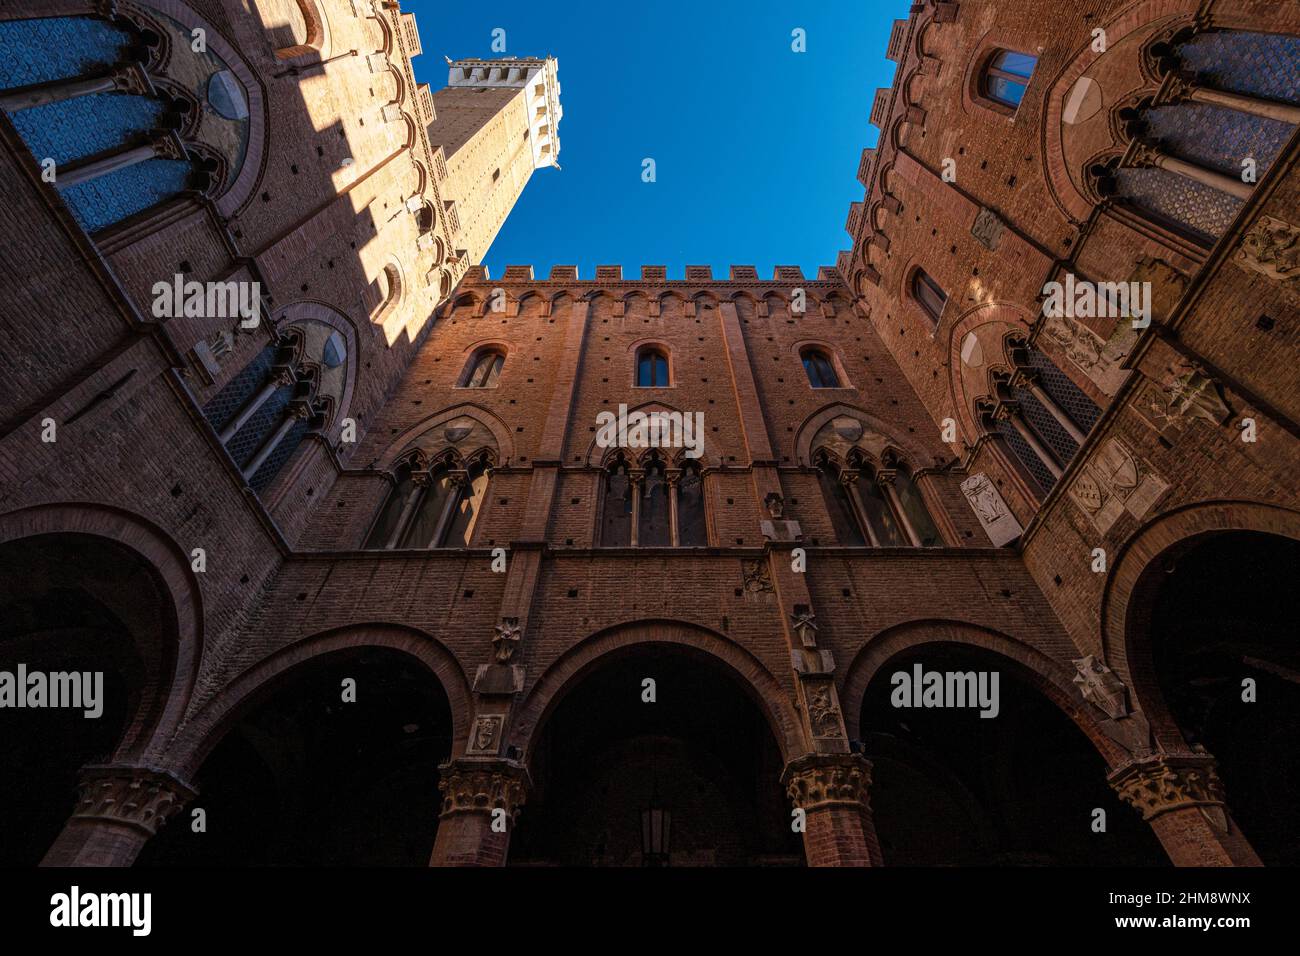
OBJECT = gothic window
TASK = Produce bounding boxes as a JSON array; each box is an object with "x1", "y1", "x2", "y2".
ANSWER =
[
  {"x1": 981, "y1": 50, "x2": 1038, "y2": 109},
  {"x1": 895, "y1": 465, "x2": 943, "y2": 548},
  {"x1": 996, "y1": 417, "x2": 1057, "y2": 493},
  {"x1": 912, "y1": 269, "x2": 948, "y2": 325},
  {"x1": 0, "y1": 14, "x2": 251, "y2": 236},
  {"x1": 364, "y1": 458, "x2": 491, "y2": 550},
  {"x1": 364, "y1": 460, "x2": 419, "y2": 549},
  {"x1": 1024, "y1": 348, "x2": 1101, "y2": 435},
  {"x1": 816, "y1": 458, "x2": 866, "y2": 547},
  {"x1": 1101, "y1": 29, "x2": 1300, "y2": 246},
  {"x1": 638, "y1": 456, "x2": 671, "y2": 546},
  {"x1": 854, "y1": 464, "x2": 907, "y2": 547},
  {"x1": 676, "y1": 462, "x2": 708, "y2": 546},
  {"x1": 460, "y1": 349, "x2": 505, "y2": 388},
  {"x1": 600, "y1": 454, "x2": 709, "y2": 547},
  {"x1": 635, "y1": 347, "x2": 669, "y2": 387},
  {"x1": 443, "y1": 459, "x2": 489, "y2": 547},
  {"x1": 801, "y1": 348, "x2": 841, "y2": 389},
  {"x1": 201, "y1": 333, "x2": 322, "y2": 494},
  {"x1": 599, "y1": 456, "x2": 634, "y2": 547}
]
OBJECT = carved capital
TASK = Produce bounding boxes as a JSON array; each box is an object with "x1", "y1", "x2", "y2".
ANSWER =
[
  {"x1": 438, "y1": 759, "x2": 529, "y2": 821},
  {"x1": 1128, "y1": 139, "x2": 1165, "y2": 170},
  {"x1": 71, "y1": 765, "x2": 196, "y2": 836},
  {"x1": 1108, "y1": 752, "x2": 1227, "y2": 830},
  {"x1": 782, "y1": 753, "x2": 873, "y2": 812}
]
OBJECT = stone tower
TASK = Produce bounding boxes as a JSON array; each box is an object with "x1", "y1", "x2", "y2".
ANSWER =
[{"x1": 430, "y1": 56, "x2": 562, "y2": 264}]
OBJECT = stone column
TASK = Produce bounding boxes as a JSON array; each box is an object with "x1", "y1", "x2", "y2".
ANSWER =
[
  {"x1": 877, "y1": 470, "x2": 922, "y2": 546},
  {"x1": 840, "y1": 469, "x2": 881, "y2": 546},
  {"x1": 666, "y1": 470, "x2": 680, "y2": 547},
  {"x1": 1166, "y1": 71, "x2": 1300, "y2": 126},
  {"x1": 783, "y1": 753, "x2": 882, "y2": 867},
  {"x1": 627, "y1": 471, "x2": 643, "y2": 547},
  {"x1": 41, "y1": 764, "x2": 195, "y2": 867},
  {"x1": 385, "y1": 469, "x2": 431, "y2": 549},
  {"x1": 240, "y1": 400, "x2": 309, "y2": 481},
  {"x1": 429, "y1": 759, "x2": 529, "y2": 867},
  {"x1": 219, "y1": 365, "x2": 295, "y2": 443},
  {"x1": 1129, "y1": 140, "x2": 1253, "y2": 202},
  {"x1": 1014, "y1": 370, "x2": 1087, "y2": 445},
  {"x1": 57, "y1": 134, "x2": 185, "y2": 190},
  {"x1": 1109, "y1": 751, "x2": 1262, "y2": 867},
  {"x1": 0, "y1": 65, "x2": 151, "y2": 113},
  {"x1": 1000, "y1": 405, "x2": 1065, "y2": 479}
]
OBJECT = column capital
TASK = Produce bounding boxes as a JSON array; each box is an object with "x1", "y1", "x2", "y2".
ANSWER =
[
  {"x1": 71, "y1": 764, "x2": 196, "y2": 836},
  {"x1": 1108, "y1": 751, "x2": 1226, "y2": 828},
  {"x1": 438, "y1": 758, "x2": 530, "y2": 821},
  {"x1": 782, "y1": 753, "x2": 873, "y2": 812}
]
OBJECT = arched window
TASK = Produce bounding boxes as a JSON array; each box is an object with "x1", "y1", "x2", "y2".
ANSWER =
[
  {"x1": 982, "y1": 50, "x2": 1037, "y2": 109},
  {"x1": 912, "y1": 269, "x2": 948, "y2": 325},
  {"x1": 801, "y1": 348, "x2": 841, "y2": 389},
  {"x1": 814, "y1": 452, "x2": 939, "y2": 547},
  {"x1": 853, "y1": 463, "x2": 907, "y2": 547},
  {"x1": 637, "y1": 455, "x2": 671, "y2": 546},
  {"x1": 1095, "y1": 30, "x2": 1300, "y2": 246},
  {"x1": 364, "y1": 457, "x2": 491, "y2": 549},
  {"x1": 201, "y1": 334, "x2": 323, "y2": 494},
  {"x1": 599, "y1": 454, "x2": 710, "y2": 547},
  {"x1": 894, "y1": 465, "x2": 943, "y2": 547},
  {"x1": 816, "y1": 457, "x2": 865, "y2": 546},
  {"x1": 635, "y1": 347, "x2": 669, "y2": 387},
  {"x1": 599, "y1": 455, "x2": 634, "y2": 547},
  {"x1": 0, "y1": 14, "x2": 252, "y2": 236},
  {"x1": 460, "y1": 349, "x2": 505, "y2": 388},
  {"x1": 675, "y1": 462, "x2": 708, "y2": 546},
  {"x1": 986, "y1": 341, "x2": 1103, "y2": 494}
]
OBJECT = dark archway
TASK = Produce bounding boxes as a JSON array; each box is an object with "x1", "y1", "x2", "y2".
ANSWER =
[
  {"x1": 861, "y1": 643, "x2": 1166, "y2": 865},
  {"x1": 0, "y1": 533, "x2": 176, "y2": 866},
  {"x1": 510, "y1": 646, "x2": 800, "y2": 866},
  {"x1": 1139, "y1": 530, "x2": 1300, "y2": 864},
  {"x1": 139, "y1": 647, "x2": 453, "y2": 865}
]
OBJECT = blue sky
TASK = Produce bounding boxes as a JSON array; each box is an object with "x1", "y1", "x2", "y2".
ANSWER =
[{"x1": 408, "y1": 0, "x2": 909, "y2": 279}]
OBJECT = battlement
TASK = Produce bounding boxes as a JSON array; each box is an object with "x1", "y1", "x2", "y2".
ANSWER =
[{"x1": 458, "y1": 264, "x2": 846, "y2": 284}]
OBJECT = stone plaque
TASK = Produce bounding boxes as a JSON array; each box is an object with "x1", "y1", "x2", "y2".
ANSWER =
[{"x1": 961, "y1": 473, "x2": 1023, "y2": 546}]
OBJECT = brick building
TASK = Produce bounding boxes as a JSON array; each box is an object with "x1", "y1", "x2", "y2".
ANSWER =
[{"x1": 0, "y1": 0, "x2": 1296, "y2": 867}]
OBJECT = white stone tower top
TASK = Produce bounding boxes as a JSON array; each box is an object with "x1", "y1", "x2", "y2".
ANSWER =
[{"x1": 445, "y1": 56, "x2": 562, "y2": 169}]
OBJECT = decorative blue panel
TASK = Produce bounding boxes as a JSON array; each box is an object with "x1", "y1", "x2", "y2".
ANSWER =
[
  {"x1": 996, "y1": 419, "x2": 1055, "y2": 492},
  {"x1": 1144, "y1": 103, "x2": 1292, "y2": 177},
  {"x1": 226, "y1": 387, "x2": 290, "y2": 471},
  {"x1": 59, "y1": 156, "x2": 192, "y2": 233},
  {"x1": 1178, "y1": 31, "x2": 1300, "y2": 106},
  {"x1": 1116, "y1": 167, "x2": 1243, "y2": 243},
  {"x1": 1017, "y1": 387, "x2": 1080, "y2": 469},
  {"x1": 1028, "y1": 350, "x2": 1101, "y2": 434},
  {"x1": 250, "y1": 417, "x2": 309, "y2": 493},
  {"x1": 202, "y1": 346, "x2": 276, "y2": 431},
  {"x1": 0, "y1": 17, "x2": 132, "y2": 90},
  {"x1": 9, "y1": 93, "x2": 168, "y2": 165}
]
